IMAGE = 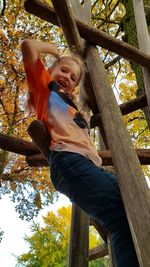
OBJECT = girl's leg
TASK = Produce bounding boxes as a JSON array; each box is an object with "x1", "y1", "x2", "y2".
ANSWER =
[{"x1": 50, "y1": 151, "x2": 139, "y2": 267}]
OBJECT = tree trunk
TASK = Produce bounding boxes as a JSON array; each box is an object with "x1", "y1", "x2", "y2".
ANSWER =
[
  {"x1": 122, "y1": 0, "x2": 150, "y2": 126},
  {"x1": 144, "y1": 0, "x2": 150, "y2": 30}
]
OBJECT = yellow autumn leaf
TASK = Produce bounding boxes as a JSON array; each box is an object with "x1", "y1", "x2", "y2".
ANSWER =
[
  {"x1": 8, "y1": 58, "x2": 16, "y2": 65},
  {"x1": 0, "y1": 79, "x2": 4, "y2": 87}
]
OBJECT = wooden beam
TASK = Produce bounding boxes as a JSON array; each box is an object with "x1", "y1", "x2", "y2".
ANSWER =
[
  {"x1": 0, "y1": 132, "x2": 149, "y2": 165},
  {"x1": 89, "y1": 244, "x2": 108, "y2": 261},
  {"x1": 118, "y1": 94, "x2": 147, "y2": 115},
  {"x1": 68, "y1": 205, "x2": 89, "y2": 267},
  {"x1": 107, "y1": 233, "x2": 116, "y2": 267},
  {"x1": 70, "y1": 0, "x2": 91, "y2": 24},
  {"x1": 26, "y1": 153, "x2": 49, "y2": 166},
  {"x1": 66, "y1": 2, "x2": 90, "y2": 267},
  {"x1": 90, "y1": 94, "x2": 147, "y2": 128},
  {"x1": 133, "y1": 0, "x2": 150, "y2": 128},
  {"x1": 24, "y1": 0, "x2": 150, "y2": 68},
  {"x1": 26, "y1": 149, "x2": 150, "y2": 167},
  {"x1": 0, "y1": 133, "x2": 39, "y2": 156},
  {"x1": 86, "y1": 45, "x2": 150, "y2": 267},
  {"x1": 51, "y1": 0, "x2": 84, "y2": 55},
  {"x1": 90, "y1": 218, "x2": 107, "y2": 243}
]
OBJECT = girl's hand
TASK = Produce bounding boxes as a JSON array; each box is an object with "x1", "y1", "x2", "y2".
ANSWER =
[{"x1": 21, "y1": 39, "x2": 60, "y2": 66}]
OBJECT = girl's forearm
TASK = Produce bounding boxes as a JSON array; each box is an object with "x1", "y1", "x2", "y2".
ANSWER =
[{"x1": 21, "y1": 39, "x2": 60, "y2": 64}]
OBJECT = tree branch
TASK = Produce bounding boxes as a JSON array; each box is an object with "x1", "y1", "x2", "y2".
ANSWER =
[
  {"x1": 105, "y1": 55, "x2": 121, "y2": 68},
  {"x1": 0, "y1": 0, "x2": 6, "y2": 16}
]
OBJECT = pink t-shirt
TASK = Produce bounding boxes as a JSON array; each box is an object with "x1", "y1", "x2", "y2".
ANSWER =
[{"x1": 24, "y1": 58, "x2": 102, "y2": 167}]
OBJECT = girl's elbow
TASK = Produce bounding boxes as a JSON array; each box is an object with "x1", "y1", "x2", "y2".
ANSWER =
[
  {"x1": 21, "y1": 39, "x2": 32, "y2": 53},
  {"x1": 21, "y1": 39, "x2": 38, "y2": 64}
]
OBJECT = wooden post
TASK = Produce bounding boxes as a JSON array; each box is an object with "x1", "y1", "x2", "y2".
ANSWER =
[
  {"x1": 68, "y1": 205, "x2": 89, "y2": 267},
  {"x1": 86, "y1": 45, "x2": 150, "y2": 267},
  {"x1": 51, "y1": 0, "x2": 84, "y2": 55},
  {"x1": 89, "y1": 243, "x2": 108, "y2": 261},
  {"x1": 132, "y1": 0, "x2": 150, "y2": 126},
  {"x1": 107, "y1": 234, "x2": 115, "y2": 267},
  {"x1": 66, "y1": 1, "x2": 90, "y2": 266}
]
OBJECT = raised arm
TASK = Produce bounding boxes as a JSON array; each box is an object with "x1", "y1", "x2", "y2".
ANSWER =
[{"x1": 21, "y1": 39, "x2": 60, "y2": 66}]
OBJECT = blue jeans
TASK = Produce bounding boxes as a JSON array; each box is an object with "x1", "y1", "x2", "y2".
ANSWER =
[{"x1": 50, "y1": 151, "x2": 139, "y2": 267}]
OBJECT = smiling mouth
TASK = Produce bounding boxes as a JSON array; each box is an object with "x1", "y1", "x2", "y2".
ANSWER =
[{"x1": 57, "y1": 80, "x2": 67, "y2": 88}]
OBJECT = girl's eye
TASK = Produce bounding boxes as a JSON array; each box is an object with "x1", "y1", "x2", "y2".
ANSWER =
[
  {"x1": 61, "y1": 68, "x2": 66, "y2": 73},
  {"x1": 71, "y1": 76, "x2": 76, "y2": 82}
]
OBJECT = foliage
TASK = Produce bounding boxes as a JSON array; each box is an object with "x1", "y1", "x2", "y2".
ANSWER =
[
  {"x1": 0, "y1": 0, "x2": 59, "y2": 221},
  {"x1": 16, "y1": 206, "x2": 109, "y2": 267},
  {"x1": 89, "y1": 257, "x2": 109, "y2": 267}
]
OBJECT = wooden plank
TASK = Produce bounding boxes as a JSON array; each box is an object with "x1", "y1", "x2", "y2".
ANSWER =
[
  {"x1": 51, "y1": 0, "x2": 84, "y2": 55},
  {"x1": 0, "y1": 133, "x2": 39, "y2": 156},
  {"x1": 0, "y1": 133, "x2": 149, "y2": 166},
  {"x1": 90, "y1": 94, "x2": 147, "y2": 128},
  {"x1": 89, "y1": 243, "x2": 108, "y2": 261},
  {"x1": 70, "y1": 0, "x2": 91, "y2": 24},
  {"x1": 83, "y1": 0, "x2": 91, "y2": 24},
  {"x1": 24, "y1": 0, "x2": 150, "y2": 68},
  {"x1": 26, "y1": 149, "x2": 150, "y2": 166},
  {"x1": 107, "y1": 233, "x2": 116, "y2": 267},
  {"x1": 86, "y1": 45, "x2": 150, "y2": 267},
  {"x1": 26, "y1": 153, "x2": 49, "y2": 166},
  {"x1": 116, "y1": 94, "x2": 147, "y2": 115},
  {"x1": 90, "y1": 218, "x2": 107, "y2": 243},
  {"x1": 70, "y1": 0, "x2": 83, "y2": 21},
  {"x1": 65, "y1": 2, "x2": 90, "y2": 267},
  {"x1": 132, "y1": 0, "x2": 150, "y2": 126},
  {"x1": 68, "y1": 204, "x2": 89, "y2": 267}
]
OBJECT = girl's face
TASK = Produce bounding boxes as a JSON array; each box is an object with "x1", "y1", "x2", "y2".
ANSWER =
[{"x1": 50, "y1": 58, "x2": 81, "y2": 94}]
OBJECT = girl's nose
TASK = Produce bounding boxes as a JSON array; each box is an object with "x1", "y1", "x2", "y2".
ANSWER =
[
  {"x1": 63, "y1": 74, "x2": 70, "y2": 82},
  {"x1": 64, "y1": 74, "x2": 68, "y2": 79}
]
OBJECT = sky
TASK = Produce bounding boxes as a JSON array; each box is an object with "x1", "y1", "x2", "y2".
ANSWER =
[{"x1": 0, "y1": 194, "x2": 70, "y2": 267}]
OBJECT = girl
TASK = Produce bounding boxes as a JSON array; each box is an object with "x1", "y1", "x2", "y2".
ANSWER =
[{"x1": 21, "y1": 39, "x2": 139, "y2": 267}]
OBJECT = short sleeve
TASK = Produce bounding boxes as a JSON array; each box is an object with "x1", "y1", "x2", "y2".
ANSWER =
[{"x1": 23, "y1": 58, "x2": 51, "y2": 96}]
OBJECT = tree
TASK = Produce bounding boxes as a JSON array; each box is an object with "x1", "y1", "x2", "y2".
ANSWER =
[
  {"x1": 120, "y1": 0, "x2": 150, "y2": 125},
  {"x1": 16, "y1": 206, "x2": 109, "y2": 267}
]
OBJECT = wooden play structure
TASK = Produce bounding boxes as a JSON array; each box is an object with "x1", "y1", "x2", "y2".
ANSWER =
[{"x1": 0, "y1": 0, "x2": 150, "y2": 266}]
